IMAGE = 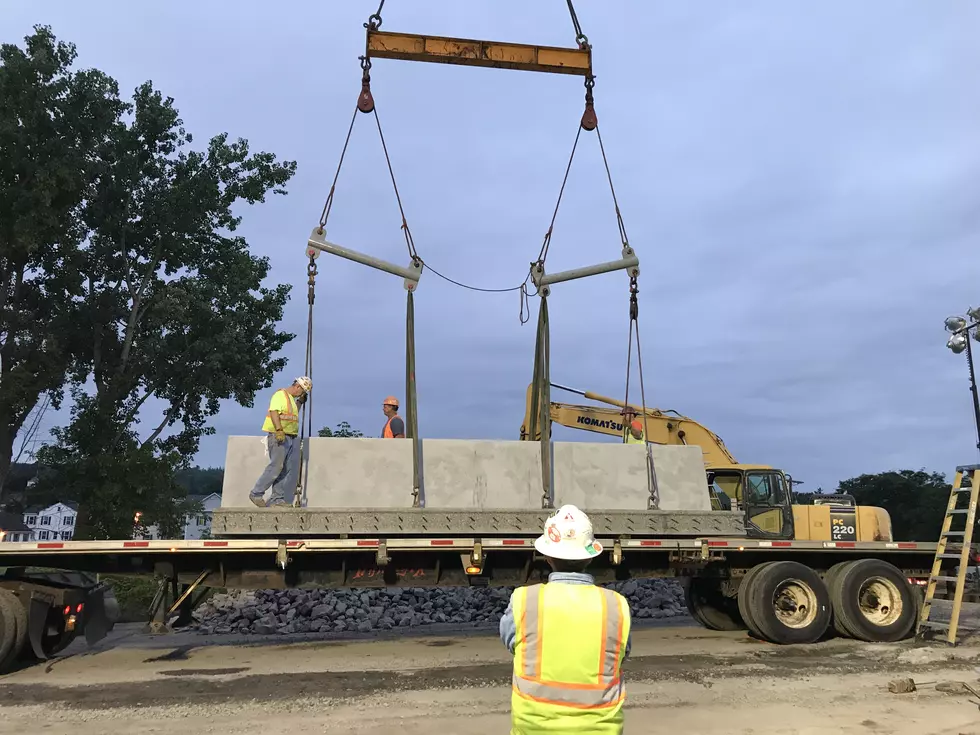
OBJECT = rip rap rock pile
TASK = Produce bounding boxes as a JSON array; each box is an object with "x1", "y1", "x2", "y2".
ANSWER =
[{"x1": 190, "y1": 578, "x2": 688, "y2": 635}]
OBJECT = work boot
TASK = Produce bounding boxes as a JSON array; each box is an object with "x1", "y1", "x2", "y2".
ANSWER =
[{"x1": 249, "y1": 494, "x2": 267, "y2": 508}]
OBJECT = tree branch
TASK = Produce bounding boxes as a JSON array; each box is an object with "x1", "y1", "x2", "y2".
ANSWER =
[
  {"x1": 118, "y1": 238, "x2": 163, "y2": 374},
  {"x1": 142, "y1": 404, "x2": 176, "y2": 447},
  {"x1": 108, "y1": 384, "x2": 159, "y2": 451}
]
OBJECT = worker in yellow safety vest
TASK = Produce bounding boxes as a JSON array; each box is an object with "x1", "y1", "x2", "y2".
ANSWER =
[
  {"x1": 249, "y1": 376, "x2": 312, "y2": 508},
  {"x1": 499, "y1": 504, "x2": 632, "y2": 735}
]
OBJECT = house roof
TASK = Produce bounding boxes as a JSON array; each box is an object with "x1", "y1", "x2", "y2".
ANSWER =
[
  {"x1": 23, "y1": 502, "x2": 78, "y2": 515},
  {"x1": 0, "y1": 512, "x2": 31, "y2": 533},
  {"x1": 188, "y1": 493, "x2": 221, "y2": 503}
]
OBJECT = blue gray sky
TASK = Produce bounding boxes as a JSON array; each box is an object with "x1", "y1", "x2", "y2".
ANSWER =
[{"x1": 6, "y1": 1, "x2": 980, "y2": 492}]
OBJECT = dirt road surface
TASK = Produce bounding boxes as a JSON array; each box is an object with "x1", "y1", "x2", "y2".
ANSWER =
[{"x1": 3, "y1": 621, "x2": 980, "y2": 734}]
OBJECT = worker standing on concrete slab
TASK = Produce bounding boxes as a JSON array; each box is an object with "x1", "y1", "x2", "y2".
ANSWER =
[
  {"x1": 499, "y1": 505, "x2": 632, "y2": 735},
  {"x1": 381, "y1": 396, "x2": 405, "y2": 438},
  {"x1": 249, "y1": 377, "x2": 312, "y2": 508}
]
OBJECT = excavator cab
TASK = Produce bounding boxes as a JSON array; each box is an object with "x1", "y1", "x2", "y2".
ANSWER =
[{"x1": 708, "y1": 467, "x2": 795, "y2": 540}]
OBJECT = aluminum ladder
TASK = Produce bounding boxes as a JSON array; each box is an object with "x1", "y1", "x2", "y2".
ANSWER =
[{"x1": 916, "y1": 464, "x2": 980, "y2": 644}]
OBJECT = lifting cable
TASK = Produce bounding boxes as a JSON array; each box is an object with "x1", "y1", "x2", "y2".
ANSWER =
[
  {"x1": 527, "y1": 0, "x2": 660, "y2": 510},
  {"x1": 298, "y1": 0, "x2": 428, "y2": 507}
]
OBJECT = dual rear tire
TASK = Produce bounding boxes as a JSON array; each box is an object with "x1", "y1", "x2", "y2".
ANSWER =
[
  {"x1": 731, "y1": 559, "x2": 917, "y2": 644},
  {"x1": 0, "y1": 590, "x2": 28, "y2": 673}
]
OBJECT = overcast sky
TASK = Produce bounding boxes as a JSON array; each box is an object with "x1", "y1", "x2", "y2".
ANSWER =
[{"x1": 6, "y1": 1, "x2": 980, "y2": 492}]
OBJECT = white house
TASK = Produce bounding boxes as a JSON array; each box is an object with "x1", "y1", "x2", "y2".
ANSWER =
[
  {"x1": 140, "y1": 493, "x2": 222, "y2": 541},
  {"x1": 0, "y1": 512, "x2": 33, "y2": 543},
  {"x1": 23, "y1": 502, "x2": 77, "y2": 542}
]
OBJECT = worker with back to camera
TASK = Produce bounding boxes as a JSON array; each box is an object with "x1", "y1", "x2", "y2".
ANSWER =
[
  {"x1": 499, "y1": 504, "x2": 632, "y2": 735},
  {"x1": 381, "y1": 395, "x2": 405, "y2": 438},
  {"x1": 248, "y1": 376, "x2": 312, "y2": 508}
]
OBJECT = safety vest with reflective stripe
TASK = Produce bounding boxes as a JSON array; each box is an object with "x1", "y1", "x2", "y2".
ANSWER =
[
  {"x1": 510, "y1": 582, "x2": 631, "y2": 735},
  {"x1": 624, "y1": 429, "x2": 644, "y2": 444},
  {"x1": 261, "y1": 389, "x2": 299, "y2": 436},
  {"x1": 382, "y1": 414, "x2": 400, "y2": 438}
]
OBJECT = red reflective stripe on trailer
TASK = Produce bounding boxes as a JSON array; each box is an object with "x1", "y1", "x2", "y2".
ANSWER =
[
  {"x1": 502, "y1": 539, "x2": 526, "y2": 546},
  {"x1": 707, "y1": 541, "x2": 728, "y2": 547},
  {"x1": 356, "y1": 540, "x2": 378, "y2": 547},
  {"x1": 286, "y1": 541, "x2": 303, "y2": 548},
  {"x1": 836, "y1": 542, "x2": 856, "y2": 548},
  {"x1": 203, "y1": 541, "x2": 228, "y2": 547},
  {"x1": 123, "y1": 541, "x2": 149, "y2": 548},
  {"x1": 772, "y1": 541, "x2": 792, "y2": 547},
  {"x1": 37, "y1": 543, "x2": 64, "y2": 549},
  {"x1": 640, "y1": 540, "x2": 662, "y2": 547},
  {"x1": 897, "y1": 542, "x2": 917, "y2": 549},
  {"x1": 430, "y1": 540, "x2": 454, "y2": 546}
]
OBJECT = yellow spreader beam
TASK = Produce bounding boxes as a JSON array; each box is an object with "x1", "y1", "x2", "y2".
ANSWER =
[{"x1": 366, "y1": 30, "x2": 592, "y2": 76}]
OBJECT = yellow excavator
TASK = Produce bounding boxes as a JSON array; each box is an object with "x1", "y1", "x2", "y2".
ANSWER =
[{"x1": 519, "y1": 383, "x2": 893, "y2": 542}]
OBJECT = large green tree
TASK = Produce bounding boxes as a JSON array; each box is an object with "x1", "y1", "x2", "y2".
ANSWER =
[
  {"x1": 837, "y1": 469, "x2": 951, "y2": 542},
  {"x1": 18, "y1": 28, "x2": 298, "y2": 538},
  {"x1": 0, "y1": 26, "x2": 125, "y2": 494}
]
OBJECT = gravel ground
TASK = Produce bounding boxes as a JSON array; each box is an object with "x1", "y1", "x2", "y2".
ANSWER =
[{"x1": 3, "y1": 621, "x2": 980, "y2": 734}]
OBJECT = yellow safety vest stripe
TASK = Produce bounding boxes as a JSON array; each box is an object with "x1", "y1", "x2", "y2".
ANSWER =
[{"x1": 512, "y1": 584, "x2": 628, "y2": 709}]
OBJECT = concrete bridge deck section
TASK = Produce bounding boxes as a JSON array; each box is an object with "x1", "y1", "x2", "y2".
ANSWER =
[{"x1": 220, "y1": 437, "x2": 712, "y2": 513}]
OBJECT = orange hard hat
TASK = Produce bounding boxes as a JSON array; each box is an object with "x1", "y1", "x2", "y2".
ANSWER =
[
  {"x1": 383, "y1": 396, "x2": 399, "y2": 407},
  {"x1": 631, "y1": 419, "x2": 643, "y2": 432}
]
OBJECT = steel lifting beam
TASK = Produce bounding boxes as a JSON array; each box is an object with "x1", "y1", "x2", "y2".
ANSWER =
[
  {"x1": 366, "y1": 30, "x2": 592, "y2": 77},
  {"x1": 530, "y1": 247, "x2": 640, "y2": 297},
  {"x1": 307, "y1": 227, "x2": 422, "y2": 291}
]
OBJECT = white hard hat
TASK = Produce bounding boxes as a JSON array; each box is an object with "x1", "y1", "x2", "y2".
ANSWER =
[
  {"x1": 294, "y1": 376, "x2": 313, "y2": 393},
  {"x1": 533, "y1": 504, "x2": 603, "y2": 561}
]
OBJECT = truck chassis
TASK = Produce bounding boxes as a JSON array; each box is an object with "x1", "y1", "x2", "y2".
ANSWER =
[{"x1": 0, "y1": 532, "x2": 949, "y2": 672}]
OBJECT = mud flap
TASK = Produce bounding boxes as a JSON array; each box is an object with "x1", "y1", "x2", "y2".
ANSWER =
[
  {"x1": 27, "y1": 596, "x2": 51, "y2": 660},
  {"x1": 84, "y1": 586, "x2": 110, "y2": 646}
]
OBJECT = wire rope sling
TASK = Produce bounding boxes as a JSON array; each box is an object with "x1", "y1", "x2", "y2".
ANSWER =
[{"x1": 296, "y1": 0, "x2": 660, "y2": 511}]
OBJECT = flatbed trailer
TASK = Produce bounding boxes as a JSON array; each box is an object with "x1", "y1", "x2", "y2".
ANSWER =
[{"x1": 0, "y1": 529, "x2": 950, "y2": 673}]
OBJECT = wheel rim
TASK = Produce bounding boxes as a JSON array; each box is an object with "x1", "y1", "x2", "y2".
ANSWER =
[
  {"x1": 856, "y1": 576, "x2": 902, "y2": 627},
  {"x1": 770, "y1": 578, "x2": 818, "y2": 629}
]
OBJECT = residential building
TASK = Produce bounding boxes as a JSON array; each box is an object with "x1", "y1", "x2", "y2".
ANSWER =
[
  {"x1": 23, "y1": 502, "x2": 77, "y2": 542},
  {"x1": 0, "y1": 512, "x2": 33, "y2": 543},
  {"x1": 140, "y1": 493, "x2": 221, "y2": 541}
]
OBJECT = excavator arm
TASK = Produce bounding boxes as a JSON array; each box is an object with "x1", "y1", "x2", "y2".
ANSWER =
[{"x1": 519, "y1": 383, "x2": 740, "y2": 467}]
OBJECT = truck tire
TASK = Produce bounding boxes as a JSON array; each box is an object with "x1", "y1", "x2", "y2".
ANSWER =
[
  {"x1": 830, "y1": 559, "x2": 916, "y2": 642},
  {"x1": 737, "y1": 562, "x2": 776, "y2": 637},
  {"x1": 746, "y1": 561, "x2": 832, "y2": 644},
  {"x1": 0, "y1": 592, "x2": 17, "y2": 670},
  {"x1": 824, "y1": 561, "x2": 858, "y2": 638},
  {"x1": 683, "y1": 578, "x2": 745, "y2": 631}
]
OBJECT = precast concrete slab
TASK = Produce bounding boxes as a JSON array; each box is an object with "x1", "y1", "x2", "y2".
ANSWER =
[
  {"x1": 552, "y1": 443, "x2": 710, "y2": 512},
  {"x1": 222, "y1": 436, "x2": 711, "y2": 512}
]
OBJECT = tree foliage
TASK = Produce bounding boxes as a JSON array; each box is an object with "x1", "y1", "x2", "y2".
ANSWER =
[
  {"x1": 837, "y1": 469, "x2": 951, "y2": 542},
  {"x1": 0, "y1": 26, "x2": 125, "y2": 493},
  {"x1": 318, "y1": 421, "x2": 364, "y2": 438},
  {"x1": 4, "y1": 26, "x2": 298, "y2": 537}
]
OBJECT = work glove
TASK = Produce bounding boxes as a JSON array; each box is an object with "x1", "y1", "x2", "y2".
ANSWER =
[
  {"x1": 295, "y1": 392, "x2": 307, "y2": 408},
  {"x1": 274, "y1": 428, "x2": 286, "y2": 444}
]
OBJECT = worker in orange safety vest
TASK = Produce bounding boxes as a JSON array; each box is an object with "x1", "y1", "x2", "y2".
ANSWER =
[
  {"x1": 499, "y1": 504, "x2": 633, "y2": 734},
  {"x1": 381, "y1": 395, "x2": 405, "y2": 438}
]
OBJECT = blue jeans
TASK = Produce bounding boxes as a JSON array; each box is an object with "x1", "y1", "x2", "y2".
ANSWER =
[{"x1": 249, "y1": 433, "x2": 299, "y2": 505}]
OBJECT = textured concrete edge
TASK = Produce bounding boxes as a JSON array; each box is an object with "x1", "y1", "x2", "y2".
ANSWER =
[{"x1": 211, "y1": 508, "x2": 747, "y2": 537}]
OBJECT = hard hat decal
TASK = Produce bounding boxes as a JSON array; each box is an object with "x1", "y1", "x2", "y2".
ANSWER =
[
  {"x1": 563, "y1": 512, "x2": 575, "y2": 521},
  {"x1": 547, "y1": 525, "x2": 562, "y2": 543},
  {"x1": 586, "y1": 542, "x2": 602, "y2": 555}
]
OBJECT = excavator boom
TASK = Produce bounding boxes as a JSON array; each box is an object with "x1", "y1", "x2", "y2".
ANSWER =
[{"x1": 519, "y1": 383, "x2": 740, "y2": 467}]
